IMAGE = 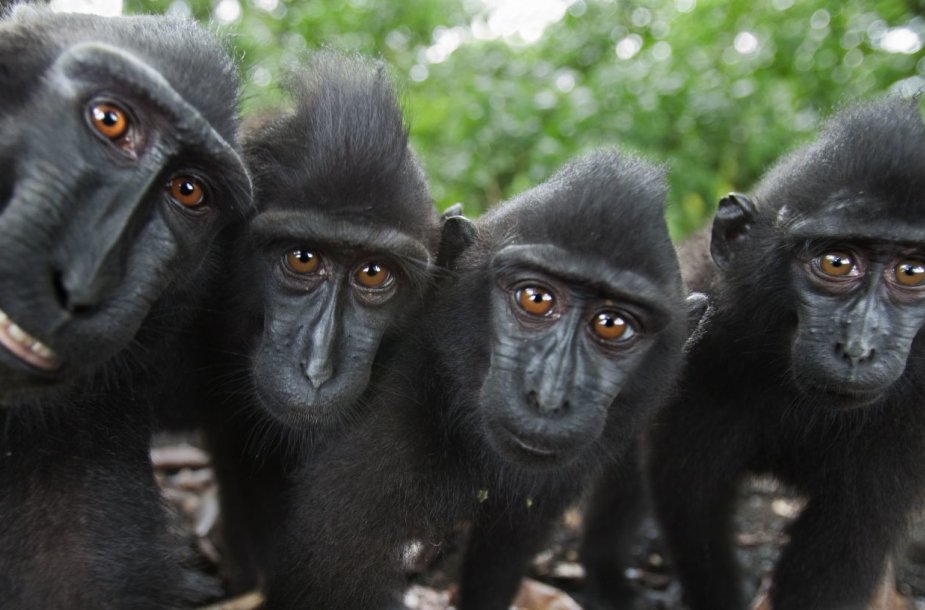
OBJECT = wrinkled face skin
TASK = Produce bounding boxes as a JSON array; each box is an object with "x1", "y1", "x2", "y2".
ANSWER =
[
  {"x1": 478, "y1": 244, "x2": 674, "y2": 470},
  {"x1": 0, "y1": 43, "x2": 250, "y2": 406},
  {"x1": 787, "y1": 211, "x2": 925, "y2": 408},
  {"x1": 248, "y1": 210, "x2": 432, "y2": 429}
]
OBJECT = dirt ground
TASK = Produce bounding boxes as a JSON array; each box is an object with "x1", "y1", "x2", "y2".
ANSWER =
[{"x1": 153, "y1": 435, "x2": 925, "y2": 610}]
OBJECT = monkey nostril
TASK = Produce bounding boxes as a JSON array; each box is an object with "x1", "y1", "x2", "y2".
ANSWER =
[
  {"x1": 835, "y1": 342, "x2": 875, "y2": 365},
  {"x1": 52, "y1": 269, "x2": 69, "y2": 310},
  {"x1": 52, "y1": 270, "x2": 97, "y2": 315},
  {"x1": 835, "y1": 343, "x2": 848, "y2": 362},
  {"x1": 525, "y1": 391, "x2": 570, "y2": 417}
]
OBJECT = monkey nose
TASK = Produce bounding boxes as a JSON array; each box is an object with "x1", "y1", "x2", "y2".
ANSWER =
[
  {"x1": 52, "y1": 267, "x2": 105, "y2": 315},
  {"x1": 835, "y1": 340, "x2": 875, "y2": 366},
  {"x1": 525, "y1": 390, "x2": 571, "y2": 417},
  {"x1": 304, "y1": 357, "x2": 334, "y2": 388}
]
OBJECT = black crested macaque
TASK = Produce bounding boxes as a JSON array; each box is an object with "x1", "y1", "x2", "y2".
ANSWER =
[
  {"x1": 0, "y1": 7, "x2": 251, "y2": 609},
  {"x1": 264, "y1": 149, "x2": 687, "y2": 609},
  {"x1": 578, "y1": 446, "x2": 652, "y2": 610},
  {"x1": 577, "y1": 247, "x2": 710, "y2": 610},
  {"x1": 199, "y1": 51, "x2": 440, "y2": 591},
  {"x1": 647, "y1": 98, "x2": 925, "y2": 610}
]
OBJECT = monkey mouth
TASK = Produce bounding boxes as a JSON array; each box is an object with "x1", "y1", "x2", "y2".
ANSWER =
[
  {"x1": 0, "y1": 308, "x2": 62, "y2": 371},
  {"x1": 821, "y1": 385, "x2": 883, "y2": 407},
  {"x1": 493, "y1": 423, "x2": 572, "y2": 465},
  {"x1": 509, "y1": 433, "x2": 558, "y2": 457},
  {"x1": 796, "y1": 377, "x2": 885, "y2": 408},
  {"x1": 252, "y1": 375, "x2": 363, "y2": 431}
]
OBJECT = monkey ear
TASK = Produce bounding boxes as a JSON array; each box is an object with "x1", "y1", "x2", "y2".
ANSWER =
[
  {"x1": 442, "y1": 202, "x2": 464, "y2": 219},
  {"x1": 685, "y1": 292, "x2": 709, "y2": 334},
  {"x1": 684, "y1": 291, "x2": 711, "y2": 351},
  {"x1": 710, "y1": 192, "x2": 756, "y2": 270},
  {"x1": 436, "y1": 212, "x2": 476, "y2": 269}
]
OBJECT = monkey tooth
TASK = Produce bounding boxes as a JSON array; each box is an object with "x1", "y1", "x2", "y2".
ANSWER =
[{"x1": 0, "y1": 308, "x2": 61, "y2": 371}]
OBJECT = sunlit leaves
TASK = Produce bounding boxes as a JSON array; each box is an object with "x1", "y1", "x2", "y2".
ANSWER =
[{"x1": 125, "y1": 0, "x2": 925, "y2": 239}]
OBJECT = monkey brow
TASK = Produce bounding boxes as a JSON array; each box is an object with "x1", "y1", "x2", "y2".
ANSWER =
[
  {"x1": 786, "y1": 216, "x2": 925, "y2": 246},
  {"x1": 50, "y1": 42, "x2": 252, "y2": 215},
  {"x1": 491, "y1": 244, "x2": 672, "y2": 312},
  {"x1": 248, "y1": 209, "x2": 433, "y2": 266},
  {"x1": 779, "y1": 191, "x2": 925, "y2": 246}
]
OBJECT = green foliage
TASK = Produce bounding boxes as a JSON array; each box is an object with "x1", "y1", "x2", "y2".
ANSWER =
[{"x1": 126, "y1": 0, "x2": 925, "y2": 238}]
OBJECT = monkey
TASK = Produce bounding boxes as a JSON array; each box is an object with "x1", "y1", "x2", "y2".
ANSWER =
[
  {"x1": 643, "y1": 97, "x2": 925, "y2": 610},
  {"x1": 257, "y1": 148, "x2": 688, "y2": 609},
  {"x1": 0, "y1": 7, "x2": 251, "y2": 608},
  {"x1": 192, "y1": 50, "x2": 442, "y2": 591},
  {"x1": 577, "y1": 233, "x2": 711, "y2": 610}
]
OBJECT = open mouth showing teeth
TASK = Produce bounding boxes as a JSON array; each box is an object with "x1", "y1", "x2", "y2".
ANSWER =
[{"x1": 0, "y1": 308, "x2": 61, "y2": 371}]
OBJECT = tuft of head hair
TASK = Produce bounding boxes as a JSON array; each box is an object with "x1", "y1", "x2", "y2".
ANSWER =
[
  {"x1": 244, "y1": 50, "x2": 436, "y2": 241},
  {"x1": 477, "y1": 149, "x2": 677, "y2": 283},
  {"x1": 752, "y1": 96, "x2": 925, "y2": 221},
  {"x1": 0, "y1": 5, "x2": 239, "y2": 141}
]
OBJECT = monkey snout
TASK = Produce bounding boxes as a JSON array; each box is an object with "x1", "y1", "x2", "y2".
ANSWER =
[
  {"x1": 834, "y1": 341, "x2": 875, "y2": 366},
  {"x1": 525, "y1": 389, "x2": 571, "y2": 417}
]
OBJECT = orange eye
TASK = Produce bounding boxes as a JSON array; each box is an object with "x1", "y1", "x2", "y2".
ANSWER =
[
  {"x1": 168, "y1": 176, "x2": 206, "y2": 208},
  {"x1": 896, "y1": 259, "x2": 925, "y2": 287},
  {"x1": 89, "y1": 102, "x2": 129, "y2": 140},
  {"x1": 355, "y1": 262, "x2": 391, "y2": 288},
  {"x1": 817, "y1": 252, "x2": 857, "y2": 278},
  {"x1": 516, "y1": 286, "x2": 555, "y2": 317},
  {"x1": 592, "y1": 311, "x2": 635, "y2": 342},
  {"x1": 286, "y1": 249, "x2": 320, "y2": 274}
]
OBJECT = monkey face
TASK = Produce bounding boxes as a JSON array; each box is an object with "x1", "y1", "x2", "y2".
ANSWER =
[
  {"x1": 0, "y1": 41, "x2": 250, "y2": 404},
  {"x1": 476, "y1": 244, "x2": 675, "y2": 470},
  {"x1": 246, "y1": 211, "x2": 434, "y2": 429},
  {"x1": 789, "y1": 242, "x2": 925, "y2": 408}
]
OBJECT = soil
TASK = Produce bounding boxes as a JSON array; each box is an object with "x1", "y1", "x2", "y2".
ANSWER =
[{"x1": 152, "y1": 435, "x2": 925, "y2": 610}]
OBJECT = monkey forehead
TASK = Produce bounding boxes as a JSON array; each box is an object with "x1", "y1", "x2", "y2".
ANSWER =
[
  {"x1": 249, "y1": 209, "x2": 433, "y2": 265},
  {"x1": 3, "y1": 9, "x2": 240, "y2": 140},
  {"x1": 758, "y1": 99, "x2": 925, "y2": 218},
  {"x1": 48, "y1": 41, "x2": 252, "y2": 214},
  {"x1": 777, "y1": 193, "x2": 925, "y2": 245},
  {"x1": 491, "y1": 244, "x2": 676, "y2": 308}
]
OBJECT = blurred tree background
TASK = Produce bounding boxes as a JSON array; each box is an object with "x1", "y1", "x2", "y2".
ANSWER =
[{"x1": 120, "y1": 0, "x2": 925, "y2": 238}]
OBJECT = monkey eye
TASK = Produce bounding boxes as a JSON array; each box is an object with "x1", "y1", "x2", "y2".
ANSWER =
[
  {"x1": 814, "y1": 251, "x2": 859, "y2": 280},
  {"x1": 515, "y1": 286, "x2": 555, "y2": 317},
  {"x1": 285, "y1": 248, "x2": 321, "y2": 274},
  {"x1": 89, "y1": 101, "x2": 129, "y2": 141},
  {"x1": 895, "y1": 259, "x2": 925, "y2": 288},
  {"x1": 354, "y1": 262, "x2": 393, "y2": 289},
  {"x1": 167, "y1": 176, "x2": 207, "y2": 208},
  {"x1": 591, "y1": 310, "x2": 636, "y2": 343}
]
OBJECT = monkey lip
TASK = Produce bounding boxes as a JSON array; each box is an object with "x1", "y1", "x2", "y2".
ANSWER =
[
  {"x1": 0, "y1": 308, "x2": 62, "y2": 371},
  {"x1": 822, "y1": 385, "x2": 883, "y2": 407},
  {"x1": 798, "y1": 375, "x2": 886, "y2": 406},
  {"x1": 497, "y1": 424, "x2": 564, "y2": 460},
  {"x1": 510, "y1": 434, "x2": 558, "y2": 457}
]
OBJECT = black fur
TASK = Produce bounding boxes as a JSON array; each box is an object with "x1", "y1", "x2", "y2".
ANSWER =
[
  {"x1": 263, "y1": 149, "x2": 687, "y2": 609},
  {"x1": 648, "y1": 97, "x2": 925, "y2": 610},
  {"x1": 197, "y1": 51, "x2": 441, "y2": 591},
  {"x1": 0, "y1": 7, "x2": 251, "y2": 608}
]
